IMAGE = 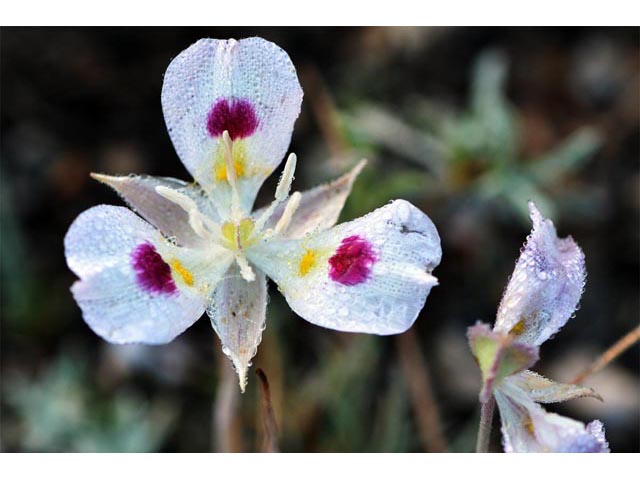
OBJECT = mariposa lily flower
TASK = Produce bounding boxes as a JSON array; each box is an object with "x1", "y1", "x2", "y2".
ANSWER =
[
  {"x1": 64, "y1": 37, "x2": 442, "y2": 392},
  {"x1": 468, "y1": 201, "x2": 609, "y2": 452}
]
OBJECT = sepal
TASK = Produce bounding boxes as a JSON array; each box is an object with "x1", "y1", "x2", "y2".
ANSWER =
[
  {"x1": 467, "y1": 322, "x2": 539, "y2": 403},
  {"x1": 511, "y1": 370, "x2": 603, "y2": 403},
  {"x1": 92, "y1": 173, "x2": 218, "y2": 247},
  {"x1": 253, "y1": 160, "x2": 366, "y2": 238},
  {"x1": 207, "y1": 266, "x2": 268, "y2": 392}
]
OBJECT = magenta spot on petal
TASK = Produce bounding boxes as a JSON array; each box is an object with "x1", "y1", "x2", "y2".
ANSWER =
[
  {"x1": 131, "y1": 243, "x2": 177, "y2": 295},
  {"x1": 328, "y1": 235, "x2": 377, "y2": 286},
  {"x1": 206, "y1": 98, "x2": 258, "y2": 140}
]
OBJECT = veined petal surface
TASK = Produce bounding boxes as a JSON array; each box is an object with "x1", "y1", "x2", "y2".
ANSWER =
[
  {"x1": 161, "y1": 37, "x2": 303, "y2": 218},
  {"x1": 207, "y1": 265, "x2": 268, "y2": 392},
  {"x1": 247, "y1": 200, "x2": 441, "y2": 334}
]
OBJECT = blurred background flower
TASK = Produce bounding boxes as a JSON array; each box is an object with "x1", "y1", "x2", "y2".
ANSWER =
[{"x1": 1, "y1": 27, "x2": 638, "y2": 452}]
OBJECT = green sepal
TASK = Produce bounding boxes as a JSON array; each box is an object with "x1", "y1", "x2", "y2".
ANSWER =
[{"x1": 467, "y1": 322, "x2": 539, "y2": 403}]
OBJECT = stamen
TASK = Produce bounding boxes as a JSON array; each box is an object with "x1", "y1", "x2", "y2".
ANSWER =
[
  {"x1": 253, "y1": 153, "x2": 298, "y2": 234},
  {"x1": 274, "y1": 191, "x2": 301, "y2": 234},
  {"x1": 275, "y1": 153, "x2": 297, "y2": 201},
  {"x1": 222, "y1": 130, "x2": 242, "y2": 221},
  {"x1": 155, "y1": 186, "x2": 218, "y2": 240}
]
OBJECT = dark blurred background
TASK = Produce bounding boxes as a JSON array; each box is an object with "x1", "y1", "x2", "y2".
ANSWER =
[{"x1": 1, "y1": 27, "x2": 638, "y2": 452}]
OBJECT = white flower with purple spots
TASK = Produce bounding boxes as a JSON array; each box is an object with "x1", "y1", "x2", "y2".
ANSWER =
[
  {"x1": 64, "y1": 38, "x2": 442, "y2": 391},
  {"x1": 468, "y1": 201, "x2": 609, "y2": 452}
]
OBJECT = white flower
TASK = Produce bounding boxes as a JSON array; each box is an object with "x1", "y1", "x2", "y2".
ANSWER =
[{"x1": 64, "y1": 38, "x2": 442, "y2": 391}]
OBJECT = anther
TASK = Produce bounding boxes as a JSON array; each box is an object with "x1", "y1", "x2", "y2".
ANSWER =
[
  {"x1": 253, "y1": 152, "x2": 299, "y2": 234},
  {"x1": 275, "y1": 153, "x2": 297, "y2": 201}
]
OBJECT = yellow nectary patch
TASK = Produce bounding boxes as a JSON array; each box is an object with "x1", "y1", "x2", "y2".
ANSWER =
[
  {"x1": 509, "y1": 318, "x2": 527, "y2": 336},
  {"x1": 298, "y1": 249, "x2": 317, "y2": 277},
  {"x1": 214, "y1": 140, "x2": 248, "y2": 182},
  {"x1": 220, "y1": 219, "x2": 256, "y2": 251},
  {"x1": 170, "y1": 259, "x2": 194, "y2": 286},
  {"x1": 221, "y1": 222, "x2": 237, "y2": 248},
  {"x1": 523, "y1": 415, "x2": 535, "y2": 436}
]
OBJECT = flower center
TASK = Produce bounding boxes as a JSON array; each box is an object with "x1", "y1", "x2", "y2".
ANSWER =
[
  {"x1": 220, "y1": 218, "x2": 256, "y2": 252},
  {"x1": 156, "y1": 128, "x2": 302, "y2": 284}
]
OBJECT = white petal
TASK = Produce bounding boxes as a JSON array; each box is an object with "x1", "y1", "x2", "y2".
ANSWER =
[
  {"x1": 161, "y1": 37, "x2": 303, "y2": 218},
  {"x1": 92, "y1": 174, "x2": 219, "y2": 248},
  {"x1": 253, "y1": 160, "x2": 366, "y2": 238},
  {"x1": 247, "y1": 200, "x2": 441, "y2": 334},
  {"x1": 496, "y1": 379, "x2": 609, "y2": 453},
  {"x1": 494, "y1": 201, "x2": 586, "y2": 346},
  {"x1": 207, "y1": 265, "x2": 268, "y2": 392},
  {"x1": 65, "y1": 205, "x2": 233, "y2": 344}
]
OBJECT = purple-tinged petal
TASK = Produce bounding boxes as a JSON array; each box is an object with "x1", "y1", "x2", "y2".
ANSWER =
[
  {"x1": 248, "y1": 200, "x2": 441, "y2": 334},
  {"x1": 585, "y1": 420, "x2": 610, "y2": 453},
  {"x1": 494, "y1": 201, "x2": 586, "y2": 346},
  {"x1": 496, "y1": 379, "x2": 610, "y2": 453},
  {"x1": 511, "y1": 370, "x2": 603, "y2": 403},
  {"x1": 494, "y1": 383, "x2": 540, "y2": 453},
  {"x1": 467, "y1": 323, "x2": 539, "y2": 403}
]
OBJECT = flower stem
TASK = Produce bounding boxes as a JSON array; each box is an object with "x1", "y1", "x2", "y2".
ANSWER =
[
  {"x1": 212, "y1": 353, "x2": 241, "y2": 452},
  {"x1": 256, "y1": 368, "x2": 279, "y2": 452},
  {"x1": 571, "y1": 324, "x2": 640, "y2": 385},
  {"x1": 476, "y1": 396, "x2": 495, "y2": 453}
]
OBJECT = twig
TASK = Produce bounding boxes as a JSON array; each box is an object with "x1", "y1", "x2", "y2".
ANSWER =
[
  {"x1": 571, "y1": 325, "x2": 640, "y2": 385},
  {"x1": 212, "y1": 353, "x2": 242, "y2": 452},
  {"x1": 256, "y1": 368, "x2": 279, "y2": 453},
  {"x1": 476, "y1": 396, "x2": 495, "y2": 453},
  {"x1": 396, "y1": 329, "x2": 447, "y2": 452}
]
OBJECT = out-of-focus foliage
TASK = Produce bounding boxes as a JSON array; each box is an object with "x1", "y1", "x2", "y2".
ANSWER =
[
  {"x1": 3, "y1": 354, "x2": 176, "y2": 452},
  {"x1": 347, "y1": 49, "x2": 603, "y2": 222}
]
